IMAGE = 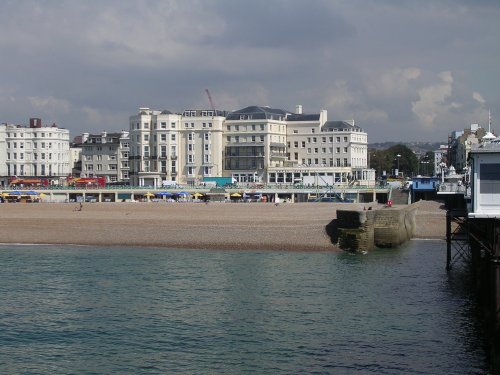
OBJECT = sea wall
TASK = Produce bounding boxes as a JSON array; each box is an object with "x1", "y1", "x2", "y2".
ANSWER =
[{"x1": 329, "y1": 203, "x2": 420, "y2": 252}]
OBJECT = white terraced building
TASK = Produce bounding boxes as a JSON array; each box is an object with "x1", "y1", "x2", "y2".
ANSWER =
[
  {"x1": 224, "y1": 105, "x2": 374, "y2": 186},
  {"x1": 128, "y1": 108, "x2": 226, "y2": 187},
  {"x1": 0, "y1": 118, "x2": 70, "y2": 186},
  {"x1": 127, "y1": 105, "x2": 375, "y2": 186}
]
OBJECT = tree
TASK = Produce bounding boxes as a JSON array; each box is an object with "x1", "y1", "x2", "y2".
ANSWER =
[{"x1": 369, "y1": 144, "x2": 418, "y2": 178}]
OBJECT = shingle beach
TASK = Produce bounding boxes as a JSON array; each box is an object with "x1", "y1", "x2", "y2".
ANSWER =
[{"x1": 0, "y1": 201, "x2": 446, "y2": 251}]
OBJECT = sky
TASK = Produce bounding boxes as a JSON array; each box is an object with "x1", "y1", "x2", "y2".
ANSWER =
[{"x1": 0, "y1": 0, "x2": 499, "y2": 143}]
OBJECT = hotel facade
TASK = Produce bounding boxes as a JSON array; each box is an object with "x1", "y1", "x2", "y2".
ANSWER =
[
  {"x1": 0, "y1": 118, "x2": 70, "y2": 186},
  {"x1": 128, "y1": 105, "x2": 374, "y2": 187}
]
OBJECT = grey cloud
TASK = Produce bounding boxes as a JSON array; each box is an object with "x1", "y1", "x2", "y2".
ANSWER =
[{"x1": 0, "y1": 0, "x2": 498, "y2": 142}]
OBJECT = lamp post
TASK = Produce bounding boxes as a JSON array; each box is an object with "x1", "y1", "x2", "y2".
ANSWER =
[{"x1": 396, "y1": 154, "x2": 401, "y2": 177}]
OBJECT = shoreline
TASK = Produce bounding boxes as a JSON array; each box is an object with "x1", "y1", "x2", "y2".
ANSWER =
[{"x1": 0, "y1": 201, "x2": 446, "y2": 251}]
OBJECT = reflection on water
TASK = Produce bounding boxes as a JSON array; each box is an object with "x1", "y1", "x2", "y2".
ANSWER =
[{"x1": 0, "y1": 241, "x2": 490, "y2": 374}]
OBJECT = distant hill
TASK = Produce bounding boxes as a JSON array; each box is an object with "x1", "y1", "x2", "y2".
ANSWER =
[{"x1": 369, "y1": 141, "x2": 443, "y2": 154}]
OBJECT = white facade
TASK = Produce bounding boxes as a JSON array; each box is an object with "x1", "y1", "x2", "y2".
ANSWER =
[
  {"x1": 468, "y1": 141, "x2": 500, "y2": 218},
  {"x1": 0, "y1": 119, "x2": 70, "y2": 183},
  {"x1": 224, "y1": 106, "x2": 374, "y2": 186},
  {"x1": 181, "y1": 109, "x2": 225, "y2": 185}
]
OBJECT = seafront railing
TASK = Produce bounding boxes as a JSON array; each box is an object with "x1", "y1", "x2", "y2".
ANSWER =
[{"x1": 3, "y1": 183, "x2": 385, "y2": 191}]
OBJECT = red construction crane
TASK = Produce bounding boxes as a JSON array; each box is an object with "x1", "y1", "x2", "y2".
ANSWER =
[{"x1": 205, "y1": 89, "x2": 216, "y2": 113}]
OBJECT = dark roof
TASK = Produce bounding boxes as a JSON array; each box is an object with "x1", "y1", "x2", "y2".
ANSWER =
[
  {"x1": 226, "y1": 106, "x2": 290, "y2": 120},
  {"x1": 322, "y1": 121, "x2": 362, "y2": 131},
  {"x1": 160, "y1": 110, "x2": 173, "y2": 114},
  {"x1": 287, "y1": 113, "x2": 320, "y2": 122}
]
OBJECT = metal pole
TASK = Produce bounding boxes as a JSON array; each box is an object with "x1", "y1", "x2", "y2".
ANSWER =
[{"x1": 446, "y1": 210, "x2": 452, "y2": 271}]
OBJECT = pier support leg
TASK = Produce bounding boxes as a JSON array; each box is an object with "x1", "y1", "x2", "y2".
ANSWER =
[{"x1": 446, "y1": 210, "x2": 452, "y2": 271}]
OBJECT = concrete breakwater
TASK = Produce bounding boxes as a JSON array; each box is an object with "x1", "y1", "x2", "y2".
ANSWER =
[{"x1": 326, "y1": 203, "x2": 420, "y2": 252}]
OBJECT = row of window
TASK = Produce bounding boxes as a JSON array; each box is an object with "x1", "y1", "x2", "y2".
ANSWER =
[
  {"x1": 227, "y1": 135, "x2": 265, "y2": 143},
  {"x1": 7, "y1": 141, "x2": 66, "y2": 149},
  {"x1": 6, "y1": 132, "x2": 66, "y2": 139},
  {"x1": 84, "y1": 155, "x2": 118, "y2": 161},
  {"x1": 7, "y1": 152, "x2": 65, "y2": 161},
  {"x1": 85, "y1": 164, "x2": 118, "y2": 171},
  {"x1": 134, "y1": 122, "x2": 177, "y2": 130},
  {"x1": 7, "y1": 164, "x2": 63, "y2": 176}
]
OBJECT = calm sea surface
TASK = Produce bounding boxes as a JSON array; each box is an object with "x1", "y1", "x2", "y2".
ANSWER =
[{"x1": 0, "y1": 241, "x2": 489, "y2": 374}]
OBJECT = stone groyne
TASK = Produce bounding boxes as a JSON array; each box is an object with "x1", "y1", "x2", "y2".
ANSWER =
[{"x1": 326, "y1": 203, "x2": 420, "y2": 252}]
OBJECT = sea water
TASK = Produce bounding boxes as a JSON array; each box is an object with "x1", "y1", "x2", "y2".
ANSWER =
[{"x1": 0, "y1": 241, "x2": 489, "y2": 374}]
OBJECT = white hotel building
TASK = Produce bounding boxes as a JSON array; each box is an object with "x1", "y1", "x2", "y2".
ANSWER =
[
  {"x1": 224, "y1": 105, "x2": 374, "y2": 186},
  {"x1": 128, "y1": 108, "x2": 226, "y2": 187},
  {"x1": 0, "y1": 118, "x2": 70, "y2": 186}
]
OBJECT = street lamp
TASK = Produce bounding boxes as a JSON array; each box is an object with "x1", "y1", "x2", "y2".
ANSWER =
[{"x1": 396, "y1": 154, "x2": 401, "y2": 177}]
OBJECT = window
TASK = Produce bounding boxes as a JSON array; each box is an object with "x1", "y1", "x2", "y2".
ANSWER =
[
  {"x1": 161, "y1": 134, "x2": 167, "y2": 142},
  {"x1": 188, "y1": 166, "x2": 194, "y2": 175},
  {"x1": 260, "y1": 136, "x2": 264, "y2": 142},
  {"x1": 344, "y1": 147, "x2": 348, "y2": 153},
  {"x1": 294, "y1": 141, "x2": 298, "y2": 147},
  {"x1": 344, "y1": 137, "x2": 348, "y2": 142},
  {"x1": 301, "y1": 141, "x2": 306, "y2": 148},
  {"x1": 307, "y1": 148, "x2": 311, "y2": 154},
  {"x1": 204, "y1": 144, "x2": 209, "y2": 151},
  {"x1": 204, "y1": 133, "x2": 209, "y2": 141},
  {"x1": 314, "y1": 148, "x2": 319, "y2": 153},
  {"x1": 97, "y1": 155, "x2": 102, "y2": 161},
  {"x1": 227, "y1": 136, "x2": 231, "y2": 142},
  {"x1": 144, "y1": 146, "x2": 149, "y2": 157},
  {"x1": 252, "y1": 136, "x2": 256, "y2": 142},
  {"x1": 260, "y1": 124, "x2": 264, "y2": 130},
  {"x1": 188, "y1": 133, "x2": 193, "y2": 141},
  {"x1": 171, "y1": 134, "x2": 176, "y2": 141},
  {"x1": 109, "y1": 164, "x2": 117, "y2": 170},
  {"x1": 322, "y1": 137, "x2": 326, "y2": 143},
  {"x1": 336, "y1": 137, "x2": 341, "y2": 142},
  {"x1": 171, "y1": 122, "x2": 176, "y2": 129},
  {"x1": 161, "y1": 122, "x2": 167, "y2": 129},
  {"x1": 311, "y1": 128, "x2": 316, "y2": 133},
  {"x1": 144, "y1": 122, "x2": 149, "y2": 129},
  {"x1": 97, "y1": 164, "x2": 103, "y2": 171},
  {"x1": 144, "y1": 134, "x2": 149, "y2": 141}
]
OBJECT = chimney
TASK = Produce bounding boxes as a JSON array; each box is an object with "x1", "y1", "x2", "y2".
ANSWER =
[
  {"x1": 30, "y1": 118, "x2": 42, "y2": 128},
  {"x1": 319, "y1": 109, "x2": 328, "y2": 126},
  {"x1": 295, "y1": 105, "x2": 303, "y2": 115},
  {"x1": 82, "y1": 132, "x2": 89, "y2": 143}
]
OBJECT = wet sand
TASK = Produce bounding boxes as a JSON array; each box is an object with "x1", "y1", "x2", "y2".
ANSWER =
[{"x1": 0, "y1": 201, "x2": 446, "y2": 251}]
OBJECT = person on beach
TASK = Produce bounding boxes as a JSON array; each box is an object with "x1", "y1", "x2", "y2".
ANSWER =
[{"x1": 74, "y1": 202, "x2": 82, "y2": 211}]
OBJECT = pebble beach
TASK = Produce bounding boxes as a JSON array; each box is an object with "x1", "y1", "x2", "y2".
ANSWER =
[{"x1": 0, "y1": 200, "x2": 446, "y2": 251}]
